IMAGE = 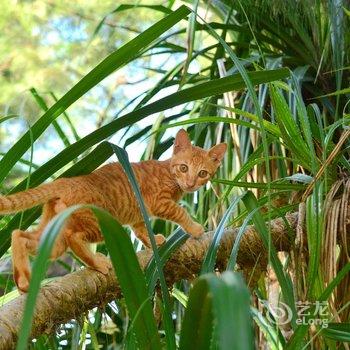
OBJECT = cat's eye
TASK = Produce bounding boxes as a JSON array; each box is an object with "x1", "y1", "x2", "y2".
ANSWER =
[
  {"x1": 198, "y1": 170, "x2": 208, "y2": 178},
  {"x1": 180, "y1": 164, "x2": 188, "y2": 173}
]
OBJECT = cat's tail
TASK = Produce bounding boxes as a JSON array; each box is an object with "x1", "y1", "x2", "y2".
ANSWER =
[{"x1": 0, "y1": 182, "x2": 60, "y2": 214}]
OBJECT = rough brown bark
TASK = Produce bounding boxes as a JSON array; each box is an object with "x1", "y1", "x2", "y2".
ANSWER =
[{"x1": 0, "y1": 213, "x2": 297, "y2": 350}]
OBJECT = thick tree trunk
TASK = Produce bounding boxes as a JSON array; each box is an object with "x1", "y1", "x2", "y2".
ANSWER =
[{"x1": 0, "y1": 213, "x2": 298, "y2": 350}]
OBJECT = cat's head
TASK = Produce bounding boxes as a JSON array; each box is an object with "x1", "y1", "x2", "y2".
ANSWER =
[{"x1": 170, "y1": 129, "x2": 227, "y2": 192}]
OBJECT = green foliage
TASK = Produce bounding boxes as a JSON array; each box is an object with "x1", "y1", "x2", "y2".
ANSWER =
[{"x1": 179, "y1": 272, "x2": 253, "y2": 350}]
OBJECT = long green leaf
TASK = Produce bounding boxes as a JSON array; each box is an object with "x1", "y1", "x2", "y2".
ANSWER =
[
  {"x1": 179, "y1": 272, "x2": 254, "y2": 350},
  {"x1": 270, "y1": 85, "x2": 312, "y2": 169},
  {"x1": 226, "y1": 208, "x2": 259, "y2": 271},
  {"x1": 213, "y1": 179, "x2": 305, "y2": 191},
  {"x1": 305, "y1": 189, "x2": 323, "y2": 299},
  {"x1": 201, "y1": 194, "x2": 244, "y2": 274},
  {"x1": 110, "y1": 144, "x2": 176, "y2": 349},
  {"x1": 242, "y1": 191, "x2": 296, "y2": 327},
  {"x1": 321, "y1": 323, "x2": 350, "y2": 342},
  {"x1": 29, "y1": 88, "x2": 71, "y2": 148},
  {"x1": 93, "y1": 4, "x2": 173, "y2": 38},
  {"x1": 145, "y1": 228, "x2": 188, "y2": 292}
]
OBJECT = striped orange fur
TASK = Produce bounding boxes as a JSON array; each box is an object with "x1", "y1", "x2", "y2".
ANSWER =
[{"x1": 2, "y1": 129, "x2": 227, "y2": 292}]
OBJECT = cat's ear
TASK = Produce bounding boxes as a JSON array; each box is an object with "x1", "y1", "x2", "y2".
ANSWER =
[
  {"x1": 208, "y1": 143, "x2": 227, "y2": 162},
  {"x1": 173, "y1": 129, "x2": 191, "y2": 154}
]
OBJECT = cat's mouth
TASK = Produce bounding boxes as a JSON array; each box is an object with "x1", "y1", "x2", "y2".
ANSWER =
[{"x1": 182, "y1": 185, "x2": 198, "y2": 193}]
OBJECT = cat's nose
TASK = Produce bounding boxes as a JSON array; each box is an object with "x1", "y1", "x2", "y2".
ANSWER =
[{"x1": 186, "y1": 180, "x2": 196, "y2": 188}]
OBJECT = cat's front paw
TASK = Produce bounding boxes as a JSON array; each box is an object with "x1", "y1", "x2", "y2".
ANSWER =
[
  {"x1": 92, "y1": 253, "x2": 112, "y2": 275},
  {"x1": 16, "y1": 274, "x2": 30, "y2": 293},
  {"x1": 154, "y1": 234, "x2": 166, "y2": 246},
  {"x1": 187, "y1": 222, "x2": 205, "y2": 238},
  {"x1": 13, "y1": 265, "x2": 31, "y2": 293},
  {"x1": 144, "y1": 234, "x2": 166, "y2": 247}
]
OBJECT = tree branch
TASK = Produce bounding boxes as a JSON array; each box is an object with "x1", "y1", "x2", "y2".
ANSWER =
[{"x1": 0, "y1": 213, "x2": 298, "y2": 349}]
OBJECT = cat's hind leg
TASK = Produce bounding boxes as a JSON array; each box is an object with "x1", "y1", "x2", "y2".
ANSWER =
[
  {"x1": 11, "y1": 199, "x2": 65, "y2": 292},
  {"x1": 12, "y1": 229, "x2": 67, "y2": 292},
  {"x1": 12, "y1": 229, "x2": 39, "y2": 292},
  {"x1": 62, "y1": 210, "x2": 112, "y2": 274},
  {"x1": 64, "y1": 227, "x2": 112, "y2": 274}
]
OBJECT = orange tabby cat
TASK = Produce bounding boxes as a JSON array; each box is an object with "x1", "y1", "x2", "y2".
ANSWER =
[{"x1": 0, "y1": 129, "x2": 226, "y2": 292}]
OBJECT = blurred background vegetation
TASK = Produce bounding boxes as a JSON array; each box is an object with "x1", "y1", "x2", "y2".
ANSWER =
[
  {"x1": 0, "y1": 0, "x2": 349, "y2": 349},
  {"x1": 0, "y1": 0, "x2": 167, "y2": 184}
]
